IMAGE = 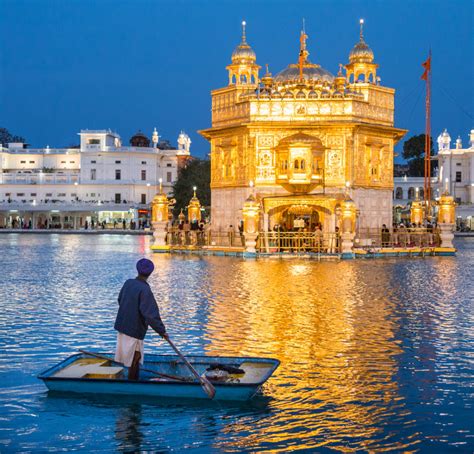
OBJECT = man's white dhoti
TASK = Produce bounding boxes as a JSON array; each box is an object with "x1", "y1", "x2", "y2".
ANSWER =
[{"x1": 115, "y1": 332, "x2": 144, "y2": 367}]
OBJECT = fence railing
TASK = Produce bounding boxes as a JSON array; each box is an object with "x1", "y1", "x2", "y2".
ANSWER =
[
  {"x1": 256, "y1": 231, "x2": 340, "y2": 254},
  {"x1": 165, "y1": 227, "x2": 442, "y2": 251},
  {"x1": 355, "y1": 228, "x2": 441, "y2": 248},
  {"x1": 166, "y1": 228, "x2": 245, "y2": 248}
]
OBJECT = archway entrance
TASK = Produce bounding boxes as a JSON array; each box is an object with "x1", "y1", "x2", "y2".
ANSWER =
[{"x1": 262, "y1": 195, "x2": 339, "y2": 234}]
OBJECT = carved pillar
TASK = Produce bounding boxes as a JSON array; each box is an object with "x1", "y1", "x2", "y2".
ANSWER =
[
  {"x1": 151, "y1": 192, "x2": 170, "y2": 251},
  {"x1": 437, "y1": 193, "x2": 456, "y2": 249},
  {"x1": 242, "y1": 194, "x2": 260, "y2": 255},
  {"x1": 340, "y1": 199, "x2": 357, "y2": 258}
]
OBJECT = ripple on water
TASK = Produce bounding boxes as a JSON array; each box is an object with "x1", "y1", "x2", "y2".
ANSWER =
[{"x1": 0, "y1": 234, "x2": 473, "y2": 452}]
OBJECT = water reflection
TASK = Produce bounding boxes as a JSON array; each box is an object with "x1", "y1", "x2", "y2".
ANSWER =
[
  {"x1": 0, "y1": 235, "x2": 472, "y2": 452},
  {"x1": 204, "y1": 259, "x2": 408, "y2": 451},
  {"x1": 115, "y1": 404, "x2": 143, "y2": 452}
]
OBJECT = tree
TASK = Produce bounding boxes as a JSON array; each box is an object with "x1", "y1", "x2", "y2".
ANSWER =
[
  {"x1": 171, "y1": 158, "x2": 210, "y2": 218},
  {"x1": 0, "y1": 127, "x2": 26, "y2": 145},
  {"x1": 402, "y1": 134, "x2": 436, "y2": 177}
]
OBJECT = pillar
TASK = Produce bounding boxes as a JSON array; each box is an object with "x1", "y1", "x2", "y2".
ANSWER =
[
  {"x1": 242, "y1": 194, "x2": 260, "y2": 255},
  {"x1": 151, "y1": 192, "x2": 170, "y2": 252},
  {"x1": 340, "y1": 199, "x2": 357, "y2": 258},
  {"x1": 437, "y1": 193, "x2": 456, "y2": 249}
]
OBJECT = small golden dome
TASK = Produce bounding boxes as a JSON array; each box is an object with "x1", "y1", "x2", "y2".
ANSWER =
[
  {"x1": 231, "y1": 21, "x2": 256, "y2": 64},
  {"x1": 349, "y1": 20, "x2": 374, "y2": 64}
]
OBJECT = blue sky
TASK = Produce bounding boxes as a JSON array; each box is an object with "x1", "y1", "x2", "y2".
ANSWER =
[{"x1": 0, "y1": 0, "x2": 472, "y2": 159}]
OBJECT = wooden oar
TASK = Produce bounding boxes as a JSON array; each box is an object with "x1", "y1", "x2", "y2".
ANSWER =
[
  {"x1": 164, "y1": 338, "x2": 216, "y2": 399},
  {"x1": 79, "y1": 350, "x2": 189, "y2": 382}
]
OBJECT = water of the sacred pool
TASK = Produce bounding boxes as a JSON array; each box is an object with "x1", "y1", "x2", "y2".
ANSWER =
[{"x1": 0, "y1": 234, "x2": 472, "y2": 452}]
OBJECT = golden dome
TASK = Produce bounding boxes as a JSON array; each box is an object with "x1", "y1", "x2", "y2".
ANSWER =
[
  {"x1": 231, "y1": 21, "x2": 256, "y2": 64},
  {"x1": 349, "y1": 20, "x2": 374, "y2": 64}
]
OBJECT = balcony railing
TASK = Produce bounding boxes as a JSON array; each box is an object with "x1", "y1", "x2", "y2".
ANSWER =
[{"x1": 0, "y1": 174, "x2": 80, "y2": 185}]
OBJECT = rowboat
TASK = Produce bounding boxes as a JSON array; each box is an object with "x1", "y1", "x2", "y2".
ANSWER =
[{"x1": 38, "y1": 352, "x2": 280, "y2": 401}]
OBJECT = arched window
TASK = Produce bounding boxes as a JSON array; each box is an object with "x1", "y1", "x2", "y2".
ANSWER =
[
  {"x1": 294, "y1": 160, "x2": 299, "y2": 170},
  {"x1": 408, "y1": 187, "x2": 415, "y2": 200},
  {"x1": 395, "y1": 187, "x2": 403, "y2": 199},
  {"x1": 301, "y1": 160, "x2": 306, "y2": 170},
  {"x1": 419, "y1": 188, "x2": 424, "y2": 199}
]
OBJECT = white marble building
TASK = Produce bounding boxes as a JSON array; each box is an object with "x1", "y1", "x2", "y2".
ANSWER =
[
  {"x1": 0, "y1": 129, "x2": 191, "y2": 228},
  {"x1": 436, "y1": 129, "x2": 474, "y2": 204},
  {"x1": 392, "y1": 129, "x2": 474, "y2": 229}
]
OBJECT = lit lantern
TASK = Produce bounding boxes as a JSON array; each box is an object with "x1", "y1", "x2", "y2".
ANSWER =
[
  {"x1": 242, "y1": 194, "x2": 260, "y2": 234},
  {"x1": 437, "y1": 194, "x2": 456, "y2": 224},
  {"x1": 410, "y1": 200, "x2": 423, "y2": 225},
  {"x1": 187, "y1": 186, "x2": 201, "y2": 223},
  {"x1": 151, "y1": 179, "x2": 169, "y2": 222}
]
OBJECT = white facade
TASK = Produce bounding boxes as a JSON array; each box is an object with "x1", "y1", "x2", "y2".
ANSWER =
[
  {"x1": 436, "y1": 129, "x2": 474, "y2": 204},
  {"x1": 0, "y1": 129, "x2": 191, "y2": 228}
]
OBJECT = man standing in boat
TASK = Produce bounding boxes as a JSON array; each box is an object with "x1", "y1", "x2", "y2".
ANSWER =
[{"x1": 114, "y1": 258, "x2": 168, "y2": 380}]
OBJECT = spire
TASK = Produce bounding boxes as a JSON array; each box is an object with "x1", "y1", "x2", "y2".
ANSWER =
[
  {"x1": 359, "y1": 18, "x2": 364, "y2": 41},
  {"x1": 298, "y1": 25, "x2": 309, "y2": 80},
  {"x1": 241, "y1": 20, "x2": 247, "y2": 43}
]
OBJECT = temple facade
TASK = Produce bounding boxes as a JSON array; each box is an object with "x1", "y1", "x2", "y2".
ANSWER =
[{"x1": 200, "y1": 21, "x2": 407, "y2": 233}]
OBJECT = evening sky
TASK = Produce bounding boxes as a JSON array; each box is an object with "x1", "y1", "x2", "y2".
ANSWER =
[{"x1": 0, "y1": 0, "x2": 472, "y2": 159}]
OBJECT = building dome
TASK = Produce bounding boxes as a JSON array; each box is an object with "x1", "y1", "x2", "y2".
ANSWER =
[
  {"x1": 130, "y1": 130, "x2": 150, "y2": 147},
  {"x1": 349, "y1": 20, "x2": 374, "y2": 64},
  {"x1": 349, "y1": 40, "x2": 374, "y2": 64},
  {"x1": 231, "y1": 21, "x2": 256, "y2": 64},
  {"x1": 275, "y1": 63, "x2": 334, "y2": 84},
  {"x1": 274, "y1": 30, "x2": 334, "y2": 84}
]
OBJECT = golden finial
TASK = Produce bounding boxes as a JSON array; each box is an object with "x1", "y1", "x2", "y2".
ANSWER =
[
  {"x1": 159, "y1": 177, "x2": 163, "y2": 194},
  {"x1": 241, "y1": 20, "x2": 247, "y2": 43},
  {"x1": 298, "y1": 25, "x2": 309, "y2": 81},
  {"x1": 193, "y1": 185, "x2": 197, "y2": 198},
  {"x1": 338, "y1": 63, "x2": 344, "y2": 76},
  {"x1": 359, "y1": 18, "x2": 364, "y2": 41},
  {"x1": 265, "y1": 63, "x2": 270, "y2": 75}
]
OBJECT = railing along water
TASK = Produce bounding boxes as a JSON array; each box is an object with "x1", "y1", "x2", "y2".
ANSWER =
[{"x1": 355, "y1": 227, "x2": 441, "y2": 249}]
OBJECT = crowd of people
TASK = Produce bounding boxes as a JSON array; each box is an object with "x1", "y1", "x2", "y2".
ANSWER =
[{"x1": 379, "y1": 222, "x2": 441, "y2": 248}]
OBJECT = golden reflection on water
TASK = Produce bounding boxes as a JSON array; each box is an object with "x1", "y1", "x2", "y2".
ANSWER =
[{"x1": 199, "y1": 259, "x2": 406, "y2": 451}]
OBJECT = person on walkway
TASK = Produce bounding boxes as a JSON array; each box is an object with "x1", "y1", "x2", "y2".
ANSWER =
[{"x1": 114, "y1": 258, "x2": 168, "y2": 380}]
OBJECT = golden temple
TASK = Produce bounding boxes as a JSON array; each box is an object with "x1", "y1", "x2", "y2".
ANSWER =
[{"x1": 199, "y1": 20, "x2": 408, "y2": 233}]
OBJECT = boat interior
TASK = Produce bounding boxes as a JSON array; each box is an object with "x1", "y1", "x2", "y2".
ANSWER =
[{"x1": 49, "y1": 353, "x2": 278, "y2": 385}]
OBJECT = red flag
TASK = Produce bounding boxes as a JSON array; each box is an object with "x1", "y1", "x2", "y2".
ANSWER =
[{"x1": 421, "y1": 55, "x2": 431, "y2": 80}]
